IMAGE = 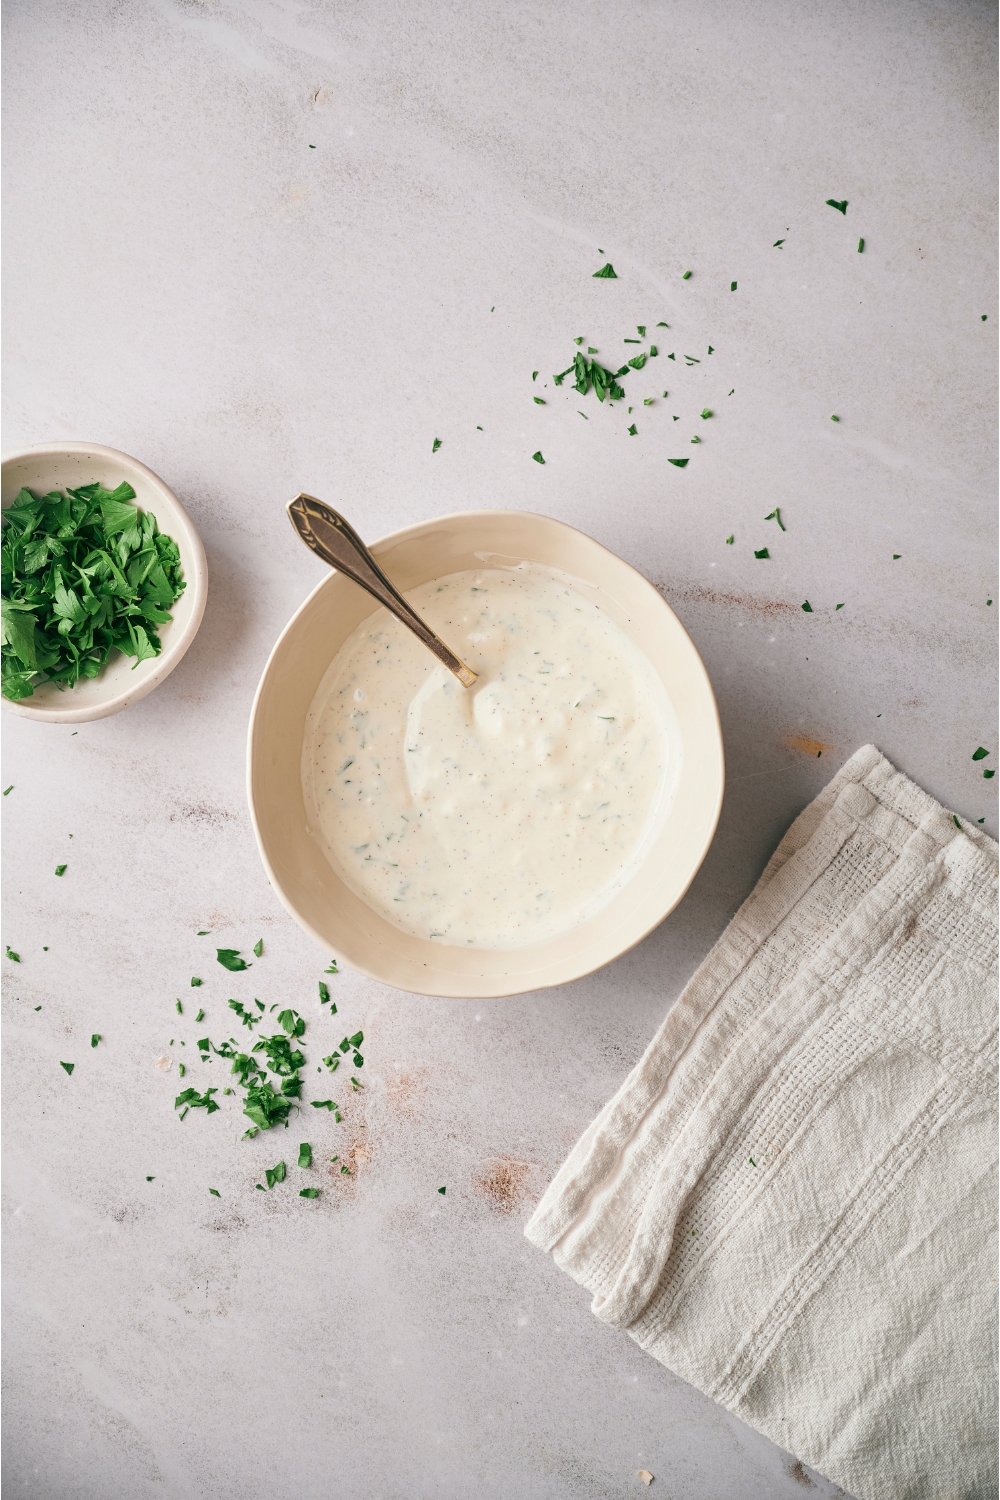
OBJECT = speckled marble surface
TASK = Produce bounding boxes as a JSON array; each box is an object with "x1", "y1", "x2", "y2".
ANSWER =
[{"x1": 2, "y1": 3, "x2": 996, "y2": 1497}]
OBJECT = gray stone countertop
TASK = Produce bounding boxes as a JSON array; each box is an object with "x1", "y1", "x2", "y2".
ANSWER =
[{"x1": 2, "y1": 2, "x2": 995, "y2": 1496}]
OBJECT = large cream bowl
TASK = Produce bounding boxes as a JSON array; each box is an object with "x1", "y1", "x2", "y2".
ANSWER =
[{"x1": 247, "y1": 510, "x2": 723, "y2": 998}]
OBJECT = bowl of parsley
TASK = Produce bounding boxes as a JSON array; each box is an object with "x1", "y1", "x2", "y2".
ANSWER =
[{"x1": 1, "y1": 442, "x2": 207, "y2": 721}]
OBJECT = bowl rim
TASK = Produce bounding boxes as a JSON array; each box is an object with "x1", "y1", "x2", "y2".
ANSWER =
[
  {"x1": 1, "y1": 441, "x2": 208, "y2": 722},
  {"x1": 247, "y1": 508, "x2": 725, "y2": 997}
]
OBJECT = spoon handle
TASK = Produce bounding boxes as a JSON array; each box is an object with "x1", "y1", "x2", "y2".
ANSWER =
[{"x1": 287, "y1": 494, "x2": 478, "y2": 689}]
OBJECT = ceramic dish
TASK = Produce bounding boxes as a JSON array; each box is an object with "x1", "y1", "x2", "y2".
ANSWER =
[
  {"x1": 247, "y1": 510, "x2": 723, "y2": 998},
  {"x1": 1, "y1": 442, "x2": 207, "y2": 723}
]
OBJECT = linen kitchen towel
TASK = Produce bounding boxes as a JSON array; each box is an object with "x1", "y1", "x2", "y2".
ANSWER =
[{"x1": 526, "y1": 746, "x2": 998, "y2": 1500}]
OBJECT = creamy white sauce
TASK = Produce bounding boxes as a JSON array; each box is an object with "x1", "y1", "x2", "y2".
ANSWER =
[{"x1": 302, "y1": 565, "x2": 675, "y2": 949}]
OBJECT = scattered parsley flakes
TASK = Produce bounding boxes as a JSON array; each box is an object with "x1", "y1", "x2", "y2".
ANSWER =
[
  {"x1": 656, "y1": 321, "x2": 669, "y2": 327},
  {"x1": 312, "y1": 1099, "x2": 335, "y2": 1109},
  {"x1": 178, "y1": 1063, "x2": 186, "y2": 1077},
  {"x1": 573, "y1": 337, "x2": 584, "y2": 345},
  {"x1": 701, "y1": 409, "x2": 713, "y2": 420},
  {"x1": 432, "y1": 438, "x2": 442, "y2": 453},
  {"x1": 754, "y1": 547, "x2": 770, "y2": 559},
  {"x1": 972, "y1": 747, "x2": 990, "y2": 761},
  {"x1": 253, "y1": 938, "x2": 263, "y2": 957},
  {"x1": 983, "y1": 315, "x2": 988, "y2": 321},
  {"x1": 690, "y1": 436, "x2": 701, "y2": 443},
  {"x1": 195, "y1": 1009, "x2": 204, "y2": 1022},
  {"x1": 668, "y1": 458, "x2": 689, "y2": 468},
  {"x1": 264, "y1": 1161, "x2": 287, "y2": 1189},
  {"x1": 801, "y1": 600, "x2": 813, "y2": 612},
  {"x1": 728, "y1": 388, "x2": 734, "y2": 395},
  {"x1": 578, "y1": 411, "x2": 588, "y2": 419},
  {"x1": 3, "y1": 785, "x2": 11, "y2": 795},
  {"x1": 985, "y1": 770, "x2": 996, "y2": 779},
  {"x1": 858, "y1": 238, "x2": 864, "y2": 253},
  {"x1": 826, "y1": 199, "x2": 848, "y2": 214},
  {"x1": 60, "y1": 1061, "x2": 74, "y2": 1075},
  {"x1": 438, "y1": 1186, "x2": 446, "y2": 1195},
  {"x1": 587, "y1": 347, "x2": 598, "y2": 353},
  {"x1": 773, "y1": 239, "x2": 785, "y2": 248},
  {"x1": 533, "y1": 397, "x2": 545, "y2": 405},
  {"x1": 318, "y1": 981, "x2": 330, "y2": 1003},
  {"x1": 730, "y1": 281, "x2": 737, "y2": 291},
  {"x1": 836, "y1": 602, "x2": 845, "y2": 610},
  {"x1": 175, "y1": 999, "x2": 183, "y2": 1014},
  {"x1": 893, "y1": 554, "x2": 901, "y2": 560},
  {"x1": 628, "y1": 424, "x2": 638, "y2": 436},
  {"x1": 324, "y1": 960, "x2": 338, "y2": 974},
  {"x1": 532, "y1": 371, "x2": 538, "y2": 380},
  {"x1": 91, "y1": 1034, "x2": 101, "y2": 1047},
  {"x1": 197, "y1": 930, "x2": 210, "y2": 935},
  {"x1": 175, "y1": 1085, "x2": 219, "y2": 1114},
  {"x1": 532, "y1": 451, "x2": 545, "y2": 464},
  {"x1": 682, "y1": 270, "x2": 692, "y2": 279},
  {"x1": 649, "y1": 346, "x2": 658, "y2": 357},
  {"x1": 592, "y1": 262, "x2": 617, "y2": 278},
  {"x1": 191, "y1": 977, "x2": 203, "y2": 987},
  {"x1": 637, "y1": 326, "x2": 645, "y2": 336},
  {"x1": 209, "y1": 1188, "x2": 220, "y2": 1197},
  {"x1": 953, "y1": 815, "x2": 962, "y2": 829},
  {"x1": 55, "y1": 864, "x2": 67, "y2": 876},
  {"x1": 726, "y1": 535, "x2": 734, "y2": 545},
  {"x1": 298, "y1": 1142, "x2": 313, "y2": 1169},
  {"x1": 300, "y1": 1187, "x2": 320, "y2": 1198},
  {"x1": 764, "y1": 508, "x2": 786, "y2": 530},
  {"x1": 216, "y1": 949, "x2": 250, "y2": 972},
  {"x1": 643, "y1": 398, "x2": 654, "y2": 406}
]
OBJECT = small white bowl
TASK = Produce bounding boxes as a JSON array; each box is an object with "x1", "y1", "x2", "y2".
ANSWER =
[
  {"x1": 248, "y1": 510, "x2": 724, "y2": 999},
  {"x1": 1, "y1": 442, "x2": 207, "y2": 722}
]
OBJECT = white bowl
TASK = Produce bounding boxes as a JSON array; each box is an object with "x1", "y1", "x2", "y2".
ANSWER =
[
  {"x1": 1, "y1": 443, "x2": 207, "y2": 722},
  {"x1": 248, "y1": 510, "x2": 724, "y2": 998}
]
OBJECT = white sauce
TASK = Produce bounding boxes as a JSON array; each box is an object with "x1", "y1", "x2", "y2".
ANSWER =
[{"x1": 302, "y1": 565, "x2": 675, "y2": 949}]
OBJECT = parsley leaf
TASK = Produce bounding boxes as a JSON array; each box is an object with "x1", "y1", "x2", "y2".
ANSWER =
[
  {"x1": 731, "y1": 281, "x2": 737, "y2": 291},
  {"x1": 60, "y1": 1061, "x2": 74, "y2": 1075},
  {"x1": 754, "y1": 547, "x2": 770, "y2": 559},
  {"x1": 191, "y1": 977, "x2": 203, "y2": 986},
  {"x1": 985, "y1": 770, "x2": 996, "y2": 779},
  {"x1": 324, "y1": 960, "x2": 338, "y2": 974},
  {"x1": 858, "y1": 238, "x2": 864, "y2": 252},
  {"x1": 438, "y1": 1186, "x2": 446, "y2": 1195},
  {"x1": 253, "y1": 938, "x2": 263, "y2": 957},
  {"x1": 432, "y1": 438, "x2": 442, "y2": 453},
  {"x1": 318, "y1": 981, "x2": 330, "y2": 1003},
  {"x1": 532, "y1": 452, "x2": 545, "y2": 465},
  {"x1": 1, "y1": 482, "x2": 185, "y2": 702},
  {"x1": 209, "y1": 1188, "x2": 220, "y2": 1197},
  {"x1": 91, "y1": 1034, "x2": 101, "y2": 1047},
  {"x1": 6, "y1": 947, "x2": 20, "y2": 961},
  {"x1": 533, "y1": 396, "x2": 545, "y2": 404},
  {"x1": 174, "y1": 1085, "x2": 219, "y2": 1114},
  {"x1": 592, "y1": 263, "x2": 617, "y2": 278},
  {"x1": 628, "y1": 424, "x2": 638, "y2": 435},
  {"x1": 55, "y1": 864, "x2": 67, "y2": 876},
  {"x1": 726, "y1": 535, "x2": 734, "y2": 545},
  {"x1": 826, "y1": 199, "x2": 848, "y2": 214},
  {"x1": 667, "y1": 459, "x2": 689, "y2": 468},
  {"x1": 312, "y1": 1099, "x2": 336, "y2": 1109},
  {"x1": 972, "y1": 748, "x2": 990, "y2": 760},
  {"x1": 300, "y1": 1187, "x2": 320, "y2": 1198},
  {"x1": 764, "y1": 508, "x2": 786, "y2": 530},
  {"x1": 298, "y1": 1142, "x2": 313, "y2": 1169},
  {"x1": 801, "y1": 600, "x2": 813, "y2": 612},
  {"x1": 682, "y1": 270, "x2": 692, "y2": 279},
  {"x1": 216, "y1": 949, "x2": 250, "y2": 972}
]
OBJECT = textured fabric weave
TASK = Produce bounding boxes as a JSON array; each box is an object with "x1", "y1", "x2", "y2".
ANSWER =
[{"x1": 526, "y1": 747, "x2": 998, "y2": 1500}]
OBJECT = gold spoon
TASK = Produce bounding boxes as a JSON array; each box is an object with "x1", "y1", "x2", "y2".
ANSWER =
[{"x1": 287, "y1": 494, "x2": 478, "y2": 688}]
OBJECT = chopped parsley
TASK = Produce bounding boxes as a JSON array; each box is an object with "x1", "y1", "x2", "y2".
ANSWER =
[
  {"x1": 726, "y1": 535, "x2": 734, "y2": 545},
  {"x1": 836, "y1": 603, "x2": 845, "y2": 610},
  {"x1": 91, "y1": 1034, "x2": 101, "y2": 1047},
  {"x1": 985, "y1": 770, "x2": 996, "y2": 780},
  {"x1": 831, "y1": 414, "x2": 840, "y2": 422},
  {"x1": 318, "y1": 981, "x2": 330, "y2": 1003},
  {"x1": 191, "y1": 977, "x2": 203, "y2": 986},
  {"x1": 175, "y1": 1085, "x2": 218, "y2": 1114},
  {"x1": 972, "y1": 747, "x2": 990, "y2": 760},
  {"x1": 628, "y1": 424, "x2": 638, "y2": 436},
  {"x1": 312, "y1": 1099, "x2": 336, "y2": 1109},
  {"x1": 701, "y1": 409, "x2": 713, "y2": 420},
  {"x1": 953, "y1": 815, "x2": 962, "y2": 829},
  {"x1": 764, "y1": 508, "x2": 786, "y2": 530},
  {"x1": 667, "y1": 459, "x2": 689, "y2": 468},
  {"x1": 253, "y1": 938, "x2": 263, "y2": 957},
  {"x1": 438, "y1": 1186, "x2": 446, "y2": 1195},
  {"x1": 175, "y1": 999, "x2": 183, "y2": 1014},
  {"x1": 55, "y1": 864, "x2": 67, "y2": 876},
  {"x1": 893, "y1": 554, "x2": 901, "y2": 560},
  {"x1": 532, "y1": 371, "x2": 538, "y2": 380},
  {"x1": 432, "y1": 438, "x2": 442, "y2": 453},
  {"x1": 264, "y1": 1161, "x2": 287, "y2": 1189},
  {"x1": 773, "y1": 239, "x2": 785, "y2": 248},
  {"x1": 533, "y1": 397, "x2": 545, "y2": 405},
  {"x1": 826, "y1": 199, "x2": 848, "y2": 214},
  {"x1": 682, "y1": 270, "x2": 692, "y2": 279},
  {"x1": 592, "y1": 263, "x2": 617, "y2": 278},
  {"x1": 1, "y1": 481, "x2": 185, "y2": 701},
  {"x1": 298, "y1": 1142, "x2": 313, "y2": 1169},
  {"x1": 216, "y1": 949, "x2": 250, "y2": 971},
  {"x1": 3, "y1": 786, "x2": 11, "y2": 795},
  {"x1": 643, "y1": 399, "x2": 654, "y2": 406},
  {"x1": 195, "y1": 1009, "x2": 204, "y2": 1022},
  {"x1": 300, "y1": 1187, "x2": 320, "y2": 1198},
  {"x1": 858, "y1": 238, "x2": 864, "y2": 253},
  {"x1": 801, "y1": 601, "x2": 813, "y2": 612},
  {"x1": 730, "y1": 281, "x2": 737, "y2": 291},
  {"x1": 754, "y1": 548, "x2": 770, "y2": 560},
  {"x1": 656, "y1": 321, "x2": 669, "y2": 327},
  {"x1": 60, "y1": 1061, "x2": 74, "y2": 1076},
  {"x1": 637, "y1": 326, "x2": 645, "y2": 336},
  {"x1": 532, "y1": 451, "x2": 545, "y2": 464},
  {"x1": 209, "y1": 1188, "x2": 220, "y2": 1197}
]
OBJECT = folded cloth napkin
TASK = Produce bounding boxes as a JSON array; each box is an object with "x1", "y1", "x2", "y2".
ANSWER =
[{"x1": 526, "y1": 746, "x2": 998, "y2": 1500}]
